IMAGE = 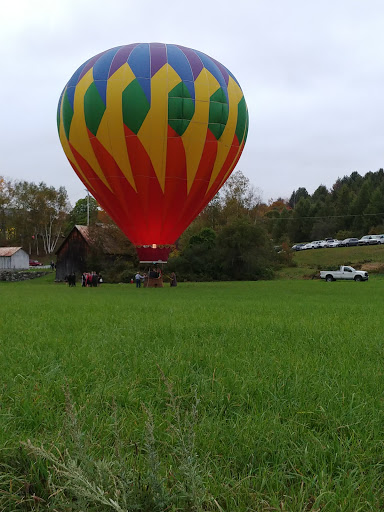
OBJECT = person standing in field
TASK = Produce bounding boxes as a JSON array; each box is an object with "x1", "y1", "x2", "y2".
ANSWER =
[
  {"x1": 135, "y1": 272, "x2": 144, "y2": 288},
  {"x1": 92, "y1": 272, "x2": 99, "y2": 287},
  {"x1": 170, "y1": 272, "x2": 177, "y2": 287}
]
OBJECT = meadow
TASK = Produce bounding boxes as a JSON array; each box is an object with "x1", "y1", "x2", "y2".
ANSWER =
[{"x1": 1, "y1": 274, "x2": 384, "y2": 511}]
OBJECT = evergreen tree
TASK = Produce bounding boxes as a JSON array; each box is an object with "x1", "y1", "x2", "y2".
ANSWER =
[
  {"x1": 288, "y1": 197, "x2": 312, "y2": 242},
  {"x1": 288, "y1": 187, "x2": 309, "y2": 208},
  {"x1": 351, "y1": 180, "x2": 373, "y2": 233}
]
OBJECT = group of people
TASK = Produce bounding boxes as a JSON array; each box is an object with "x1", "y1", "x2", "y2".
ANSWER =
[
  {"x1": 135, "y1": 269, "x2": 177, "y2": 288},
  {"x1": 81, "y1": 271, "x2": 103, "y2": 287},
  {"x1": 135, "y1": 267, "x2": 162, "y2": 287},
  {"x1": 65, "y1": 272, "x2": 102, "y2": 287}
]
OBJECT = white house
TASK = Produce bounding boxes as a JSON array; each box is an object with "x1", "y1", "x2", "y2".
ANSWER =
[{"x1": 0, "y1": 247, "x2": 29, "y2": 270}]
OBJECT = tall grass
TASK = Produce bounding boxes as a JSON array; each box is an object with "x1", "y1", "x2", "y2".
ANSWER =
[{"x1": 1, "y1": 275, "x2": 384, "y2": 510}]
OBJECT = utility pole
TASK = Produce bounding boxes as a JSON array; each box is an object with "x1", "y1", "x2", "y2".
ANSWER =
[{"x1": 85, "y1": 189, "x2": 90, "y2": 226}]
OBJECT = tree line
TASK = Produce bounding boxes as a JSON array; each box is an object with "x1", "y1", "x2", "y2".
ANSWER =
[
  {"x1": 166, "y1": 168, "x2": 384, "y2": 280},
  {"x1": 0, "y1": 178, "x2": 70, "y2": 255},
  {"x1": 265, "y1": 169, "x2": 384, "y2": 243},
  {"x1": 1, "y1": 168, "x2": 383, "y2": 279}
]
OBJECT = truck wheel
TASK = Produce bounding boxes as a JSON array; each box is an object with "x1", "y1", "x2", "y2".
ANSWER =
[
  {"x1": 354, "y1": 275, "x2": 362, "y2": 282},
  {"x1": 325, "y1": 275, "x2": 333, "y2": 282}
]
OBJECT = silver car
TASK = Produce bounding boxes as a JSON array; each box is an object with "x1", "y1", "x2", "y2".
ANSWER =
[
  {"x1": 358, "y1": 235, "x2": 379, "y2": 245},
  {"x1": 339, "y1": 237, "x2": 359, "y2": 247},
  {"x1": 325, "y1": 239, "x2": 341, "y2": 248},
  {"x1": 370, "y1": 235, "x2": 384, "y2": 245}
]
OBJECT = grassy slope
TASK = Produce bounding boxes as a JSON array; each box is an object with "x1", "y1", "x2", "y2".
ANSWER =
[
  {"x1": 1, "y1": 275, "x2": 384, "y2": 510},
  {"x1": 280, "y1": 244, "x2": 384, "y2": 278}
]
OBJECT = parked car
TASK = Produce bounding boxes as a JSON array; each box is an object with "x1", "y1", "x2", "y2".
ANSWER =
[
  {"x1": 358, "y1": 235, "x2": 379, "y2": 245},
  {"x1": 291, "y1": 243, "x2": 305, "y2": 251},
  {"x1": 370, "y1": 235, "x2": 384, "y2": 244},
  {"x1": 300, "y1": 240, "x2": 325, "y2": 250},
  {"x1": 308, "y1": 240, "x2": 324, "y2": 249},
  {"x1": 339, "y1": 237, "x2": 359, "y2": 247},
  {"x1": 325, "y1": 239, "x2": 341, "y2": 248},
  {"x1": 29, "y1": 260, "x2": 43, "y2": 266},
  {"x1": 313, "y1": 240, "x2": 328, "y2": 248}
]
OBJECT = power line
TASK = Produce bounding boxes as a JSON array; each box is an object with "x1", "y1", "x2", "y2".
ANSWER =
[{"x1": 265, "y1": 212, "x2": 384, "y2": 220}]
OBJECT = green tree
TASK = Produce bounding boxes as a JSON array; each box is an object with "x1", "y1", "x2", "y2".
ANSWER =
[
  {"x1": 188, "y1": 227, "x2": 216, "y2": 248},
  {"x1": 288, "y1": 197, "x2": 312, "y2": 242},
  {"x1": 311, "y1": 185, "x2": 329, "y2": 203},
  {"x1": 350, "y1": 180, "x2": 373, "y2": 233},
  {"x1": 68, "y1": 196, "x2": 99, "y2": 231},
  {"x1": 365, "y1": 186, "x2": 384, "y2": 229},
  {"x1": 199, "y1": 195, "x2": 223, "y2": 231},
  {"x1": 217, "y1": 217, "x2": 275, "y2": 280},
  {"x1": 220, "y1": 170, "x2": 262, "y2": 221},
  {"x1": 171, "y1": 227, "x2": 218, "y2": 281},
  {"x1": 288, "y1": 187, "x2": 309, "y2": 208}
]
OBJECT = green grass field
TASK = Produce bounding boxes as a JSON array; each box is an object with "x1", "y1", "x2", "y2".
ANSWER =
[{"x1": 1, "y1": 275, "x2": 384, "y2": 510}]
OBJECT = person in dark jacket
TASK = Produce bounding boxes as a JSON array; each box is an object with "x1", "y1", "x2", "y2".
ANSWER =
[
  {"x1": 91, "y1": 272, "x2": 99, "y2": 287},
  {"x1": 170, "y1": 272, "x2": 177, "y2": 287}
]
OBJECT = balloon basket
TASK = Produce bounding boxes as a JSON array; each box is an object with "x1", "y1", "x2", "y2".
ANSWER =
[{"x1": 143, "y1": 276, "x2": 164, "y2": 288}]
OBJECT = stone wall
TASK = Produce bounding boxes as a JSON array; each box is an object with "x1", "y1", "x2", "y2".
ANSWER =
[{"x1": 0, "y1": 271, "x2": 51, "y2": 282}]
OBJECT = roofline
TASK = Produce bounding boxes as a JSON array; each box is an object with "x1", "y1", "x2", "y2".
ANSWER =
[{"x1": 55, "y1": 225, "x2": 89, "y2": 254}]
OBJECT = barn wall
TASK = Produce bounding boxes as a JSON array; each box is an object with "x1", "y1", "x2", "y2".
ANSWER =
[
  {"x1": 10, "y1": 250, "x2": 29, "y2": 269},
  {"x1": 56, "y1": 230, "x2": 89, "y2": 280},
  {"x1": 0, "y1": 257, "x2": 11, "y2": 269}
]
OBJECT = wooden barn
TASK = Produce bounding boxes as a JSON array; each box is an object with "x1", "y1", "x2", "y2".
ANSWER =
[
  {"x1": 0, "y1": 247, "x2": 29, "y2": 269},
  {"x1": 55, "y1": 225, "x2": 134, "y2": 281}
]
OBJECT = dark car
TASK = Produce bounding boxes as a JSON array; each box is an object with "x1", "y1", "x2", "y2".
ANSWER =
[
  {"x1": 291, "y1": 244, "x2": 305, "y2": 251},
  {"x1": 29, "y1": 260, "x2": 43, "y2": 266},
  {"x1": 339, "y1": 237, "x2": 359, "y2": 247}
]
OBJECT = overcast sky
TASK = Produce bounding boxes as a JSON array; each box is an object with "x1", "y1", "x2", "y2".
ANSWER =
[{"x1": 1, "y1": 0, "x2": 384, "y2": 206}]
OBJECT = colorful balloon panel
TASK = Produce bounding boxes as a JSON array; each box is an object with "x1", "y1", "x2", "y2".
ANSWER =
[{"x1": 58, "y1": 43, "x2": 249, "y2": 245}]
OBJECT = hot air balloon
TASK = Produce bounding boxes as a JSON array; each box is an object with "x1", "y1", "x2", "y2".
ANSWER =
[{"x1": 57, "y1": 43, "x2": 248, "y2": 261}]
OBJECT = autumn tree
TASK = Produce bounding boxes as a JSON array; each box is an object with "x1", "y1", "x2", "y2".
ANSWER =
[
  {"x1": 7, "y1": 180, "x2": 70, "y2": 254},
  {"x1": 0, "y1": 177, "x2": 13, "y2": 245}
]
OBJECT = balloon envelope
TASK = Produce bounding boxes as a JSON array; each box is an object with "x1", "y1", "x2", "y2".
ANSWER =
[{"x1": 57, "y1": 43, "x2": 248, "y2": 245}]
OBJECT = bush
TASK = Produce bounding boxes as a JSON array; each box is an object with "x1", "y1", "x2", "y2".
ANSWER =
[{"x1": 102, "y1": 259, "x2": 137, "y2": 284}]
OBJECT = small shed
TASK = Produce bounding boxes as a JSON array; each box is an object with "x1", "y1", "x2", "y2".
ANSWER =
[
  {"x1": 55, "y1": 225, "x2": 134, "y2": 281},
  {"x1": 0, "y1": 247, "x2": 29, "y2": 269}
]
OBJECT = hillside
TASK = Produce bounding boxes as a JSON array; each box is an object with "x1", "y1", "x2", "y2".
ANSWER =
[{"x1": 279, "y1": 245, "x2": 384, "y2": 279}]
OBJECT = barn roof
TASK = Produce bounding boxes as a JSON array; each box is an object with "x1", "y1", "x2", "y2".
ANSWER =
[
  {"x1": 56, "y1": 225, "x2": 131, "y2": 255},
  {"x1": 0, "y1": 247, "x2": 23, "y2": 257},
  {"x1": 75, "y1": 225, "x2": 92, "y2": 244}
]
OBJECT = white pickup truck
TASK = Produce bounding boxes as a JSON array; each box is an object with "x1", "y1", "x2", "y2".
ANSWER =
[{"x1": 320, "y1": 266, "x2": 368, "y2": 282}]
